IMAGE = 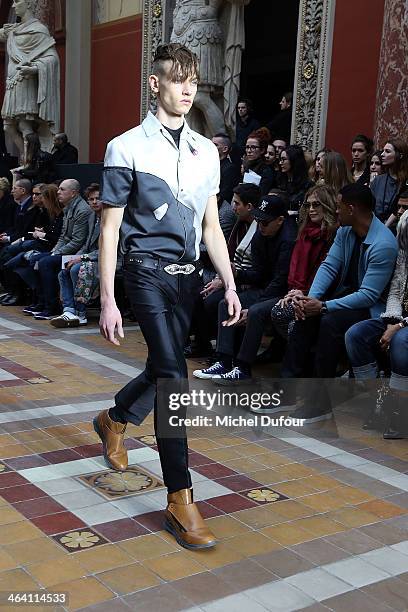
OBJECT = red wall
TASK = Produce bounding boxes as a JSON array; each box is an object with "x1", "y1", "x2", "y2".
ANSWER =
[
  {"x1": 90, "y1": 15, "x2": 143, "y2": 162},
  {"x1": 325, "y1": 0, "x2": 385, "y2": 158}
]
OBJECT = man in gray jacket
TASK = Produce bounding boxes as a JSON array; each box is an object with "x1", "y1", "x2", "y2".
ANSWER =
[
  {"x1": 34, "y1": 179, "x2": 92, "y2": 320},
  {"x1": 50, "y1": 184, "x2": 102, "y2": 327}
]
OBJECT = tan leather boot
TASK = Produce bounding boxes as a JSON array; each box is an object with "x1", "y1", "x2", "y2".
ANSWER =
[
  {"x1": 164, "y1": 488, "x2": 217, "y2": 549},
  {"x1": 93, "y1": 409, "x2": 128, "y2": 471}
]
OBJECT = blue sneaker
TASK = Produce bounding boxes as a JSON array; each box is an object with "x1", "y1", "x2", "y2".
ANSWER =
[
  {"x1": 193, "y1": 361, "x2": 229, "y2": 379},
  {"x1": 216, "y1": 366, "x2": 252, "y2": 385}
]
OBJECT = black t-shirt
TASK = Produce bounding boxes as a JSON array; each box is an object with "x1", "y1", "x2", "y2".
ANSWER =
[
  {"x1": 163, "y1": 124, "x2": 183, "y2": 148},
  {"x1": 344, "y1": 236, "x2": 363, "y2": 292}
]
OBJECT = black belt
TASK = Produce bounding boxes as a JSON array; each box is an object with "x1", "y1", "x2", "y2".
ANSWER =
[{"x1": 124, "y1": 253, "x2": 198, "y2": 275}]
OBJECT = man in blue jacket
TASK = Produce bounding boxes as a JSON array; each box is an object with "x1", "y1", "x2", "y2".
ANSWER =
[{"x1": 282, "y1": 183, "x2": 398, "y2": 422}]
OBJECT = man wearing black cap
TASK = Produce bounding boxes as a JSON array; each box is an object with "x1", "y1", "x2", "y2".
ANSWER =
[
  {"x1": 281, "y1": 183, "x2": 398, "y2": 423},
  {"x1": 194, "y1": 193, "x2": 296, "y2": 380}
]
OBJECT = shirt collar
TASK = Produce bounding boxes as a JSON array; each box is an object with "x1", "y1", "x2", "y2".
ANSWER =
[
  {"x1": 142, "y1": 111, "x2": 197, "y2": 145},
  {"x1": 18, "y1": 196, "x2": 31, "y2": 208}
]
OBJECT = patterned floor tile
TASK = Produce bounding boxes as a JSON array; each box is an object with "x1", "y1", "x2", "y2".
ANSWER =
[{"x1": 53, "y1": 528, "x2": 109, "y2": 552}]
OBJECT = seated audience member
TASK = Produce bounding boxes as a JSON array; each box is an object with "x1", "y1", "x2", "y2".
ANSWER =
[
  {"x1": 243, "y1": 128, "x2": 276, "y2": 195},
  {"x1": 264, "y1": 143, "x2": 276, "y2": 167},
  {"x1": 351, "y1": 134, "x2": 373, "y2": 185},
  {"x1": 281, "y1": 183, "x2": 398, "y2": 423},
  {"x1": 212, "y1": 133, "x2": 241, "y2": 206},
  {"x1": 371, "y1": 139, "x2": 408, "y2": 223},
  {"x1": 51, "y1": 133, "x2": 78, "y2": 165},
  {"x1": 320, "y1": 151, "x2": 354, "y2": 192},
  {"x1": 256, "y1": 185, "x2": 338, "y2": 364},
  {"x1": 273, "y1": 138, "x2": 287, "y2": 159},
  {"x1": 187, "y1": 183, "x2": 260, "y2": 357},
  {"x1": 267, "y1": 92, "x2": 293, "y2": 143},
  {"x1": 50, "y1": 185, "x2": 102, "y2": 327},
  {"x1": 32, "y1": 179, "x2": 92, "y2": 320},
  {"x1": 0, "y1": 178, "x2": 14, "y2": 235},
  {"x1": 0, "y1": 180, "x2": 48, "y2": 265},
  {"x1": 194, "y1": 192, "x2": 297, "y2": 380},
  {"x1": 12, "y1": 133, "x2": 56, "y2": 184},
  {"x1": 278, "y1": 145, "x2": 313, "y2": 214},
  {"x1": 369, "y1": 150, "x2": 384, "y2": 184},
  {"x1": 309, "y1": 148, "x2": 331, "y2": 184},
  {"x1": 235, "y1": 99, "x2": 260, "y2": 155},
  {"x1": 345, "y1": 209, "x2": 408, "y2": 439},
  {"x1": 10, "y1": 184, "x2": 64, "y2": 313},
  {"x1": 0, "y1": 183, "x2": 50, "y2": 305}
]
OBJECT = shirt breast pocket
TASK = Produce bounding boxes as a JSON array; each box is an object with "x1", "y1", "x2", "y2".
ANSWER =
[{"x1": 153, "y1": 203, "x2": 168, "y2": 221}]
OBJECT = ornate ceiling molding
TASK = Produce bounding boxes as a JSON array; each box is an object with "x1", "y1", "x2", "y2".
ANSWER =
[
  {"x1": 140, "y1": 0, "x2": 167, "y2": 120},
  {"x1": 291, "y1": 0, "x2": 336, "y2": 153}
]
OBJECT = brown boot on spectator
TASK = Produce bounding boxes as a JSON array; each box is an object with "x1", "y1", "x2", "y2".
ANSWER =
[
  {"x1": 164, "y1": 488, "x2": 217, "y2": 549},
  {"x1": 93, "y1": 409, "x2": 128, "y2": 471}
]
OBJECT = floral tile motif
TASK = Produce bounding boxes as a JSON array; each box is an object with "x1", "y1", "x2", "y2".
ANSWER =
[
  {"x1": 138, "y1": 435, "x2": 156, "y2": 446},
  {"x1": 26, "y1": 377, "x2": 51, "y2": 385},
  {"x1": 53, "y1": 528, "x2": 108, "y2": 552},
  {"x1": 242, "y1": 488, "x2": 289, "y2": 504},
  {"x1": 0, "y1": 462, "x2": 10, "y2": 473},
  {"x1": 78, "y1": 466, "x2": 164, "y2": 500}
]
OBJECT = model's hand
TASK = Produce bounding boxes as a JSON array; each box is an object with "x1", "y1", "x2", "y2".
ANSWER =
[
  {"x1": 379, "y1": 323, "x2": 400, "y2": 351},
  {"x1": 222, "y1": 289, "x2": 241, "y2": 326},
  {"x1": 201, "y1": 277, "x2": 223, "y2": 298},
  {"x1": 100, "y1": 303, "x2": 124, "y2": 346}
]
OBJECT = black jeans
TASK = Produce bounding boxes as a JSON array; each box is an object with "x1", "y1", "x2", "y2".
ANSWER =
[
  {"x1": 281, "y1": 308, "x2": 370, "y2": 378},
  {"x1": 216, "y1": 289, "x2": 263, "y2": 357},
  {"x1": 115, "y1": 263, "x2": 200, "y2": 493},
  {"x1": 237, "y1": 297, "x2": 281, "y2": 364}
]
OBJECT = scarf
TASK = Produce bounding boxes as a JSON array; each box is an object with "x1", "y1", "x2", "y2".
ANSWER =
[{"x1": 288, "y1": 221, "x2": 332, "y2": 292}]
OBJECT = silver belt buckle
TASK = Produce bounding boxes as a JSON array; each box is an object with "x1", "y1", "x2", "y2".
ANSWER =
[{"x1": 164, "y1": 263, "x2": 195, "y2": 275}]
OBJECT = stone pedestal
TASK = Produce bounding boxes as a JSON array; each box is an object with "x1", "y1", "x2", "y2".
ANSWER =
[{"x1": 374, "y1": 0, "x2": 408, "y2": 146}]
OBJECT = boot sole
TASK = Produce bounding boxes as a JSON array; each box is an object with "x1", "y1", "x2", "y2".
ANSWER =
[
  {"x1": 164, "y1": 519, "x2": 217, "y2": 550},
  {"x1": 92, "y1": 416, "x2": 124, "y2": 472}
]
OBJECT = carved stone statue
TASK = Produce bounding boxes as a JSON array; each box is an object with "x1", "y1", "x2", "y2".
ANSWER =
[
  {"x1": 171, "y1": 0, "x2": 249, "y2": 137},
  {"x1": 0, "y1": 0, "x2": 60, "y2": 154}
]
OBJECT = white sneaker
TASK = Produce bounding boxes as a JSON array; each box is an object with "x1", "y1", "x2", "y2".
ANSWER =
[
  {"x1": 77, "y1": 314, "x2": 88, "y2": 326},
  {"x1": 50, "y1": 312, "x2": 80, "y2": 328}
]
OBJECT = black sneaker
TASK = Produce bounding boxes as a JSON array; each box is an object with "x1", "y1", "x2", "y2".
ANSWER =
[
  {"x1": 23, "y1": 304, "x2": 44, "y2": 316},
  {"x1": 290, "y1": 404, "x2": 333, "y2": 424},
  {"x1": 216, "y1": 366, "x2": 252, "y2": 386},
  {"x1": 34, "y1": 310, "x2": 59, "y2": 321}
]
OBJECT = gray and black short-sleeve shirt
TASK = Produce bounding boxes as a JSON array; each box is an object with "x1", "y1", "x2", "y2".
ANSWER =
[{"x1": 101, "y1": 111, "x2": 220, "y2": 262}]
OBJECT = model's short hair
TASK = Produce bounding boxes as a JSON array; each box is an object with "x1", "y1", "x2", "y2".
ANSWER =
[
  {"x1": 233, "y1": 183, "x2": 261, "y2": 206},
  {"x1": 15, "y1": 178, "x2": 32, "y2": 194},
  {"x1": 340, "y1": 183, "x2": 375, "y2": 211},
  {"x1": 0, "y1": 177, "x2": 10, "y2": 192},
  {"x1": 351, "y1": 134, "x2": 374, "y2": 154},
  {"x1": 152, "y1": 43, "x2": 200, "y2": 83}
]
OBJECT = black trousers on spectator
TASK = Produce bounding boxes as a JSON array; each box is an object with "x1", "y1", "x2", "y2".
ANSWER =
[
  {"x1": 237, "y1": 297, "x2": 281, "y2": 364},
  {"x1": 216, "y1": 289, "x2": 263, "y2": 357},
  {"x1": 114, "y1": 263, "x2": 201, "y2": 494},
  {"x1": 281, "y1": 309, "x2": 370, "y2": 378},
  {"x1": 37, "y1": 254, "x2": 63, "y2": 312}
]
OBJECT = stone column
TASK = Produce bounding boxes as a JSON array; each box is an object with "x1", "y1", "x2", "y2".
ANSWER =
[
  {"x1": 64, "y1": 0, "x2": 92, "y2": 162},
  {"x1": 374, "y1": 0, "x2": 408, "y2": 146}
]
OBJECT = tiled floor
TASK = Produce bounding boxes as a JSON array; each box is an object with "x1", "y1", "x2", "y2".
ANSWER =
[{"x1": 0, "y1": 307, "x2": 407, "y2": 611}]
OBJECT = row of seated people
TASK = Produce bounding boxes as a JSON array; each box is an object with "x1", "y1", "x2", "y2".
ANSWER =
[
  {"x1": 0, "y1": 178, "x2": 102, "y2": 326},
  {"x1": 190, "y1": 179, "x2": 408, "y2": 440}
]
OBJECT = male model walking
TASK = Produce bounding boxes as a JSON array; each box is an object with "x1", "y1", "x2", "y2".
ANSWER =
[{"x1": 93, "y1": 44, "x2": 240, "y2": 549}]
